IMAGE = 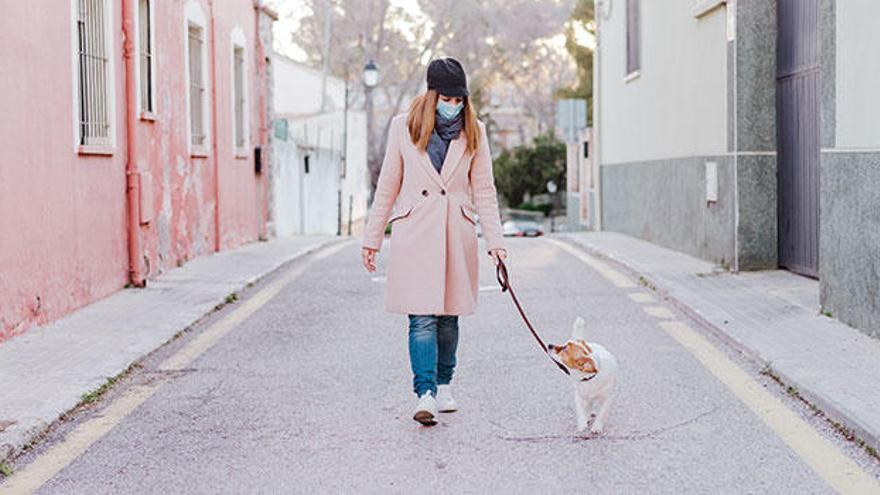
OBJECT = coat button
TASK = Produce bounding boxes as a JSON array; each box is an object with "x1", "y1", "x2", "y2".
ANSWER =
[
  {"x1": 440, "y1": 189, "x2": 446, "y2": 195},
  {"x1": 422, "y1": 189, "x2": 429, "y2": 196}
]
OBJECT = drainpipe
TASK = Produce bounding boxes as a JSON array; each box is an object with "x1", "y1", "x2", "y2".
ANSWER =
[
  {"x1": 208, "y1": 0, "x2": 221, "y2": 251},
  {"x1": 253, "y1": 0, "x2": 268, "y2": 238},
  {"x1": 122, "y1": 0, "x2": 145, "y2": 286}
]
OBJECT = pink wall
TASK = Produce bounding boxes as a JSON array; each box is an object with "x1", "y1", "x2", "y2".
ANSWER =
[{"x1": 0, "y1": 1, "x2": 270, "y2": 342}]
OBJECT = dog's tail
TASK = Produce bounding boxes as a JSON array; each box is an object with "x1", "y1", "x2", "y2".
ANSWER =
[{"x1": 573, "y1": 316, "x2": 586, "y2": 340}]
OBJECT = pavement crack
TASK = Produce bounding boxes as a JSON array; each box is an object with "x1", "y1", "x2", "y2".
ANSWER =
[{"x1": 496, "y1": 407, "x2": 720, "y2": 443}]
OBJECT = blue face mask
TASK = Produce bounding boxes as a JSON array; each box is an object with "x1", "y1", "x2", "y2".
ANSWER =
[{"x1": 436, "y1": 99, "x2": 464, "y2": 120}]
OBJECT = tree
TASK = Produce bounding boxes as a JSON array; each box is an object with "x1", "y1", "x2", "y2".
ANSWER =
[
  {"x1": 279, "y1": 0, "x2": 573, "y2": 193},
  {"x1": 555, "y1": 0, "x2": 595, "y2": 124},
  {"x1": 494, "y1": 133, "x2": 566, "y2": 207}
]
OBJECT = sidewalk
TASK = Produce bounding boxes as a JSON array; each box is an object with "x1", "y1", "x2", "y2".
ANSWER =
[
  {"x1": 0, "y1": 235, "x2": 343, "y2": 462},
  {"x1": 558, "y1": 231, "x2": 880, "y2": 455}
]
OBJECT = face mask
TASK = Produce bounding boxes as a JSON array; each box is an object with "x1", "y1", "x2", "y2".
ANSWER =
[{"x1": 436, "y1": 100, "x2": 463, "y2": 120}]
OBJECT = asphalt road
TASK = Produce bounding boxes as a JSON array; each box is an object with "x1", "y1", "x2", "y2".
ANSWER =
[{"x1": 6, "y1": 237, "x2": 880, "y2": 494}]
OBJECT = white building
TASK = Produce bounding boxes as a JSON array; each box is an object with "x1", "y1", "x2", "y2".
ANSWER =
[
  {"x1": 593, "y1": 0, "x2": 880, "y2": 338},
  {"x1": 270, "y1": 54, "x2": 368, "y2": 236}
]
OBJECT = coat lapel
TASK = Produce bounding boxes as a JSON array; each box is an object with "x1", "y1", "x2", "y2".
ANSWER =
[{"x1": 439, "y1": 136, "x2": 467, "y2": 185}]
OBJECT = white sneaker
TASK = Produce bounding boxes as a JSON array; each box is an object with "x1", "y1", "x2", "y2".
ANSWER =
[
  {"x1": 413, "y1": 393, "x2": 438, "y2": 425},
  {"x1": 436, "y1": 384, "x2": 457, "y2": 413}
]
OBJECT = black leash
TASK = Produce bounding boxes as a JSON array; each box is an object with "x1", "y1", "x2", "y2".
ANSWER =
[{"x1": 495, "y1": 258, "x2": 570, "y2": 375}]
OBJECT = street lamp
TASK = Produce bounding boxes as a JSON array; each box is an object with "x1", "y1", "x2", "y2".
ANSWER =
[
  {"x1": 363, "y1": 60, "x2": 379, "y2": 205},
  {"x1": 363, "y1": 60, "x2": 379, "y2": 88}
]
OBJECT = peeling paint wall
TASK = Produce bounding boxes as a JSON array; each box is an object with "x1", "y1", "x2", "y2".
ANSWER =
[{"x1": 0, "y1": 1, "x2": 271, "y2": 342}]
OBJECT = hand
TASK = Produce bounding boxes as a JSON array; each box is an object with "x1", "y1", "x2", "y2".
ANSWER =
[
  {"x1": 362, "y1": 247, "x2": 378, "y2": 272},
  {"x1": 488, "y1": 248, "x2": 508, "y2": 265}
]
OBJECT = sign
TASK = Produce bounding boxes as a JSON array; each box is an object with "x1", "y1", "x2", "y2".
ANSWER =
[{"x1": 556, "y1": 99, "x2": 588, "y2": 143}]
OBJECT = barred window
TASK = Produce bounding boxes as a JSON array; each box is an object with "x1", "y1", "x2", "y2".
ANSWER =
[
  {"x1": 233, "y1": 46, "x2": 246, "y2": 149},
  {"x1": 626, "y1": 0, "x2": 641, "y2": 75},
  {"x1": 138, "y1": 0, "x2": 154, "y2": 113},
  {"x1": 76, "y1": 0, "x2": 111, "y2": 146},
  {"x1": 188, "y1": 24, "x2": 206, "y2": 148}
]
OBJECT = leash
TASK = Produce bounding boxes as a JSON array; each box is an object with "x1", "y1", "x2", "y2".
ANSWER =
[{"x1": 495, "y1": 258, "x2": 570, "y2": 376}]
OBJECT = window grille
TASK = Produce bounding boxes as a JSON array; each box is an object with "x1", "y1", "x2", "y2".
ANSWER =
[
  {"x1": 188, "y1": 24, "x2": 206, "y2": 148},
  {"x1": 138, "y1": 0, "x2": 153, "y2": 113},
  {"x1": 233, "y1": 46, "x2": 245, "y2": 149},
  {"x1": 626, "y1": 0, "x2": 641, "y2": 75},
  {"x1": 76, "y1": 0, "x2": 111, "y2": 146}
]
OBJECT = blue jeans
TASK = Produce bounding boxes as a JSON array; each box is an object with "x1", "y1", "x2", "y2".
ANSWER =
[{"x1": 408, "y1": 314, "x2": 460, "y2": 397}]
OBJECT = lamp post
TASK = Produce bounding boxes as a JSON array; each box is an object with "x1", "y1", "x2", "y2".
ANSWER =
[{"x1": 363, "y1": 60, "x2": 379, "y2": 203}]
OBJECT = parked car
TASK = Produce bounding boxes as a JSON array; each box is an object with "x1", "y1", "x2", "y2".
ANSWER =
[{"x1": 503, "y1": 219, "x2": 544, "y2": 237}]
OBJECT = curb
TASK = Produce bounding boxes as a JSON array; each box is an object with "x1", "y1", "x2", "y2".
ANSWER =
[
  {"x1": 0, "y1": 236, "x2": 350, "y2": 465},
  {"x1": 553, "y1": 234, "x2": 880, "y2": 457}
]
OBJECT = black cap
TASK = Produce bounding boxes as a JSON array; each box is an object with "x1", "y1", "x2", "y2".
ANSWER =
[{"x1": 427, "y1": 57, "x2": 469, "y2": 97}]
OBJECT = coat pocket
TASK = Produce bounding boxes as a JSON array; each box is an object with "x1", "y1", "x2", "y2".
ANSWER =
[
  {"x1": 460, "y1": 204, "x2": 479, "y2": 225},
  {"x1": 388, "y1": 204, "x2": 414, "y2": 224}
]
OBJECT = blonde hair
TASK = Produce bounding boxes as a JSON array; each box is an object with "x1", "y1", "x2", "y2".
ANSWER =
[{"x1": 406, "y1": 90, "x2": 480, "y2": 155}]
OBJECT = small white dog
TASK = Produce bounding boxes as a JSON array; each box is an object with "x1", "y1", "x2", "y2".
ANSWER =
[{"x1": 547, "y1": 317, "x2": 619, "y2": 434}]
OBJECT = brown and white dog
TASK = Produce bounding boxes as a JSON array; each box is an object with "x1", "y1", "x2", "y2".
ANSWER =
[{"x1": 547, "y1": 317, "x2": 619, "y2": 434}]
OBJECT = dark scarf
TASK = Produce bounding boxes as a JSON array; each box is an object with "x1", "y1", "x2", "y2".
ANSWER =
[{"x1": 426, "y1": 111, "x2": 463, "y2": 173}]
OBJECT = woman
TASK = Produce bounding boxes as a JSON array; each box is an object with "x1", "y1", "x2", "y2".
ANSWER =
[{"x1": 361, "y1": 57, "x2": 507, "y2": 426}]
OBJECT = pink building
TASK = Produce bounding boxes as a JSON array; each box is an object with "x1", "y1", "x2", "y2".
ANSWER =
[{"x1": 0, "y1": 1, "x2": 277, "y2": 341}]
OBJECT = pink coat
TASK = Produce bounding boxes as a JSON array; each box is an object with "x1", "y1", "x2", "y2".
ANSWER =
[{"x1": 362, "y1": 113, "x2": 505, "y2": 315}]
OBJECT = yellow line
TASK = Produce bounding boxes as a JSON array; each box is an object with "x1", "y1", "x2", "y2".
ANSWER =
[
  {"x1": 556, "y1": 239, "x2": 879, "y2": 493},
  {"x1": 547, "y1": 239, "x2": 636, "y2": 289},
  {"x1": 642, "y1": 305, "x2": 676, "y2": 319},
  {"x1": 658, "y1": 321, "x2": 880, "y2": 494},
  {"x1": 628, "y1": 292, "x2": 655, "y2": 303},
  {"x1": 0, "y1": 240, "x2": 351, "y2": 495}
]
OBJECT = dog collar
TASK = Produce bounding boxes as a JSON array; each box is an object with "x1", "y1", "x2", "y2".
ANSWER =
[{"x1": 579, "y1": 351, "x2": 600, "y2": 381}]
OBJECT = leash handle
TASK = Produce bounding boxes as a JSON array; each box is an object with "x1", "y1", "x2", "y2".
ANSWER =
[{"x1": 495, "y1": 258, "x2": 570, "y2": 375}]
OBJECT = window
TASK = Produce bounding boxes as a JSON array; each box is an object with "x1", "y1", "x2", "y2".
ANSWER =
[
  {"x1": 230, "y1": 27, "x2": 248, "y2": 153},
  {"x1": 137, "y1": 0, "x2": 155, "y2": 114},
  {"x1": 75, "y1": 0, "x2": 113, "y2": 147},
  {"x1": 188, "y1": 23, "x2": 206, "y2": 149},
  {"x1": 233, "y1": 46, "x2": 245, "y2": 149},
  {"x1": 626, "y1": 0, "x2": 641, "y2": 76}
]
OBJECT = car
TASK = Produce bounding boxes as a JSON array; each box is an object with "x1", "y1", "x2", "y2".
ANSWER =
[{"x1": 503, "y1": 219, "x2": 544, "y2": 237}]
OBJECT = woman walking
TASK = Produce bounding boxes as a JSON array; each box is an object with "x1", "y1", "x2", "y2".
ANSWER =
[{"x1": 361, "y1": 57, "x2": 507, "y2": 426}]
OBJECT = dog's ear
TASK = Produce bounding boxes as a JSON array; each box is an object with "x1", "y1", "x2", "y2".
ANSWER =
[
  {"x1": 574, "y1": 355, "x2": 597, "y2": 374},
  {"x1": 572, "y1": 316, "x2": 586, "y2": 340}
]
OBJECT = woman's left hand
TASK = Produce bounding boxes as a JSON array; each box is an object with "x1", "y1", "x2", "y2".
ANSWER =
[{"x1": 488, "y1": 248, "x2": 508, "y2": 264}]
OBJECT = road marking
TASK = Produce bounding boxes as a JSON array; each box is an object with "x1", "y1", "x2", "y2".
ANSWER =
[
  {"x1": 658, "y1": 321, "x2": 880, "y2": 494},
  {"x1": 628, "y1": 292, "x2": 655, "y2": 303},
  {"x1": 0, "y1": 240, "x2": 351, "y2": 495},
  {"x1": 371, "y1": 276, "x2": 386, "y2": 283},
  {"x1": 642, "y1": 305, "x2": 676, "y2": 319},
  {"x1": 557, "y1": 240, "x2": 879, "y2": 492},
  {"x1": 547, "y1": 239, "x2": 636, "y2": 289},
  {"x1": 479, "y1": 285, "x2": 499, "y2": 292}
]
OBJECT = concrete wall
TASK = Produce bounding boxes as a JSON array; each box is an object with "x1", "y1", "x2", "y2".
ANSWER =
[
  {"x1": 819, "y1": 0, "x2": 880, "y2": 338},
  {"x1": 596, "y1": 1, "x2": 734, "y2": 264},
  {"x1": 597, "y1": 0, "x2": 778, "y2": 270},
  {"x1": 0, "y1": 1, "x2": 269, "y2": 342},
  {"x1": 598, "y1": 1, "x2": 728, "y2": 164},
  {"x1": 834, "y1": 1, "x2": 880, "y2": 150},
  {"x1": 272, "y1": 54, "x2": 369, "y2": 236}
]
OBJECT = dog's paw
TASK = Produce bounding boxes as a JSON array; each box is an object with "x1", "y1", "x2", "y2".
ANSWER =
[{"x1": 589, "y1": 421, "x2": 605, "y2": 434}]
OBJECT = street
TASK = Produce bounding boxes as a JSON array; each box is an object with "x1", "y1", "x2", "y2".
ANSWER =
[{"x1": 3, "y1": 237, "x2": 878, "y2": 494}]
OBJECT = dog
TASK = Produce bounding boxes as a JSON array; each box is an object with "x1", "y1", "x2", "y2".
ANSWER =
[{"x1": 547, "y1": 316, "x2": 619, "y2": 434}]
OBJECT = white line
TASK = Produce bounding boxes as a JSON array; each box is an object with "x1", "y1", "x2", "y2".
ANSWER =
[
  {"x1": 0, "y1": 240, "x2": 352, "y2": 494},
  {"x1": 546, "y1": 238, "x2": 636, "y2": 289},
  {"x1": 628, "y1": 292, "x2": 655, "y2": 303},
  {"x1": 642, "y1": 305, "x2": 676, "y2": 319},
  {"x1": 658, "y1": 321, "x2": 879, "y2": 493}
]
